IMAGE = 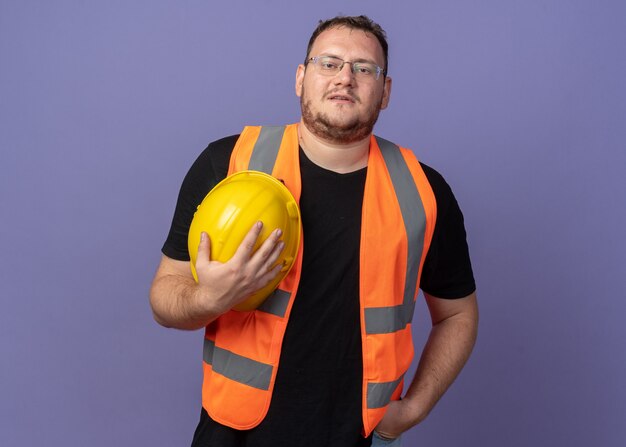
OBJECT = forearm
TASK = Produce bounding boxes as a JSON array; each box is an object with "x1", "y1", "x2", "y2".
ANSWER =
[{"x1": 403, "y1": 307, "x2": 478, "y2": 424}]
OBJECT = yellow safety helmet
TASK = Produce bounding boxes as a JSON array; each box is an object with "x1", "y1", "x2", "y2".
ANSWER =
[{"x1": 188, "y1": 170, "x2": 301, "y2": 311}]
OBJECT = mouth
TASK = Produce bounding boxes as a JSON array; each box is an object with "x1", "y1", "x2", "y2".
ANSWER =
[{"x1": 326, "y1": 92, "x2": 357, "y2": 103}]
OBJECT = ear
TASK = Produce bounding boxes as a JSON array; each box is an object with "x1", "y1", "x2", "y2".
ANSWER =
[
  {"x1": 295, "y1": 64, "x2": 306, "y2": 97},
  {"x1": 380, "y1": 76, "x2": 392, "y2": 110}
]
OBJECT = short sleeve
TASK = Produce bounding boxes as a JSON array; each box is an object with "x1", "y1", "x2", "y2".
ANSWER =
[
  {"x1": 419, "y1": 163, "x2": 476, "y2": 299},
  {"x1": 161, "y1": 135, "x2": 238, "y2": 260}
]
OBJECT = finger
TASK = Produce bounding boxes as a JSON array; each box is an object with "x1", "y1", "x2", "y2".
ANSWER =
[
  {"x1": 258, "y1": 259, "x2": 285, "y2": 286},
  {"x1": 231, "y1": 221, "x2": 264, "y2": 261},
  {"x1": 250, "y1": 228, "x2": 283, "y2": 265},
  {"x1": 255, "y1": 241, "x2": 286, "y2": 285},
  {"x1": 264, "y1": 240, "x2": 285, "y2": 271}
]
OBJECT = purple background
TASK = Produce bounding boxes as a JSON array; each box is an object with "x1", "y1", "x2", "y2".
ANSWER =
[{"x1": 1, "y1": 1, "x2": 625, "y2": 446}]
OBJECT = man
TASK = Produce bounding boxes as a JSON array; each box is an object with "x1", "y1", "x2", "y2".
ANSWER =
[{"x1": 150, "y1": 15, "x2": 478, "y2": 447}]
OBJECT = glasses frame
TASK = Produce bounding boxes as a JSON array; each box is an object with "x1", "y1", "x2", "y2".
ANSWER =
[{"x1": 306, "y1": 56, "x2": 387, "y2": 81}]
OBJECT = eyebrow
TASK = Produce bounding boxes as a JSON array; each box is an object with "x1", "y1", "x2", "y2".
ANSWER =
[{"x1": 318, "y1": 53, "x2": 380, "y2": 65}]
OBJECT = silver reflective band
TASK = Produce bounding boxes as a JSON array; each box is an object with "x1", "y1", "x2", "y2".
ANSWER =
[
  {"x1": 249, "y1": 126, "x2": 286, "y2": 174},
  {"x1": 364, "y1": 299, "x2": 417, "y2": 334},
  {"x1": 364, "y1": 137, "x2": 426, "y2": 335},
  {"x1": 249, "y1": 126, "x2": 293, "y2": 320},
  {"x1": 367, "y1": 375, "x2": 404, "y2": 409},
  {"x1": 257, "y1": 288, "x2": 291, "y2": 317},
  {"x1": 203, "y1": 339, "x2": 273, "y2": 391}
]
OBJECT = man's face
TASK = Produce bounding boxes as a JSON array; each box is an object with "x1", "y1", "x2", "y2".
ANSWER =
[{"x1": 295, "y1": 26, "x2": 392, "y2": 144}]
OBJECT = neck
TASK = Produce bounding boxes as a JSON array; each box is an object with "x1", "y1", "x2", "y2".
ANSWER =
[{"x1": 297, "y1": 120, "x2": 370, "y2": 173}]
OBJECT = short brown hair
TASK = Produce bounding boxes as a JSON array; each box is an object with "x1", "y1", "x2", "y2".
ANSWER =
[{"x1": 305, "y1": 15, "x2": 389, "y2": 75}]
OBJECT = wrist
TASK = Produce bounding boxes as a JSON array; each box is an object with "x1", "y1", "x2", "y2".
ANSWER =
[
  {"x1": 185, "y1": 283, "x2": 225, "y2": 327},
  {"x1": 398, "y1": 395, "x2": 429, "y2": 428}
]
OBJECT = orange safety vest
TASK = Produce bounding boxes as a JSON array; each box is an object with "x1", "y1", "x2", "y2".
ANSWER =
[{"x1": 201, "y1": 123, "x2": 437, "y2": 436}]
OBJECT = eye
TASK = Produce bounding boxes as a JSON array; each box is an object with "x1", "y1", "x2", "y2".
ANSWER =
[
  {"x1": 354, "y1": 63, "x2": 375, "y2": 76},
  {"x1": 319, "y1": 57, "x2": 341, "y2": 70}
]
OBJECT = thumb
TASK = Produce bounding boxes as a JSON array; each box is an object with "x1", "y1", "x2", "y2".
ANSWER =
[{"x1": 197, "y1": 231, "x2": 212, "y2": 263}]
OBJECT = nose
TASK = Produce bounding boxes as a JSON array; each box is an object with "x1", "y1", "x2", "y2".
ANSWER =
[{"x1": 334, "y1": 61, "x2": 355, "y2": 84}]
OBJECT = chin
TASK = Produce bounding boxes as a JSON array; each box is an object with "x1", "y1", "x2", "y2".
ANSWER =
[{"x1": 302, "y1": 98, "x2": 378, "y2": 143}]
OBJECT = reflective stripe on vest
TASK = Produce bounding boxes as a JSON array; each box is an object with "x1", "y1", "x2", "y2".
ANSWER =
[
  {"x1": 248, "y1": 128, "x2": 293, "y2": 321},
  {"x1": 256, "y1": 288, "x2": 291, "y2": 317},
  {"x1": 249, "y1": 126, "x2": 285, "y2": 173},
  {"x1": 367, "y1": 374, "x2": 406, "y2": 409},
  {"x1": 204, "y1": 339, "x2": 273, "y2": 391},
  {"x1": 364, "y1": 137, "x2": 425, "y2": 335}
]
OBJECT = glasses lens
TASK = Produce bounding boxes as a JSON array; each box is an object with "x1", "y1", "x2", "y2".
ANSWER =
[
  {"x1": 317, "y1": 56, "x2": 342, "y2": 72},
  {"x1": 352, "y1": 63, "x2": 378, "y2": 78}
]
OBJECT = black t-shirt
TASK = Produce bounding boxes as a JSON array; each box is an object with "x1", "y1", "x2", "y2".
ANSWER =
[{"x1": 162, "y1": 135, "x2": 476, "y2": 447}]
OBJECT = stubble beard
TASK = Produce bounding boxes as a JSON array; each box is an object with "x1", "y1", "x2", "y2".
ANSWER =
[{"x1": 300, "y1": 86, "x2": 383, "y2": 145}]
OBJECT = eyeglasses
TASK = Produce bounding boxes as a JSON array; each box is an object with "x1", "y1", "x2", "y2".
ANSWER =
[{"x1": 307, "y1": 56, "x2": 386, "y2": 81}]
